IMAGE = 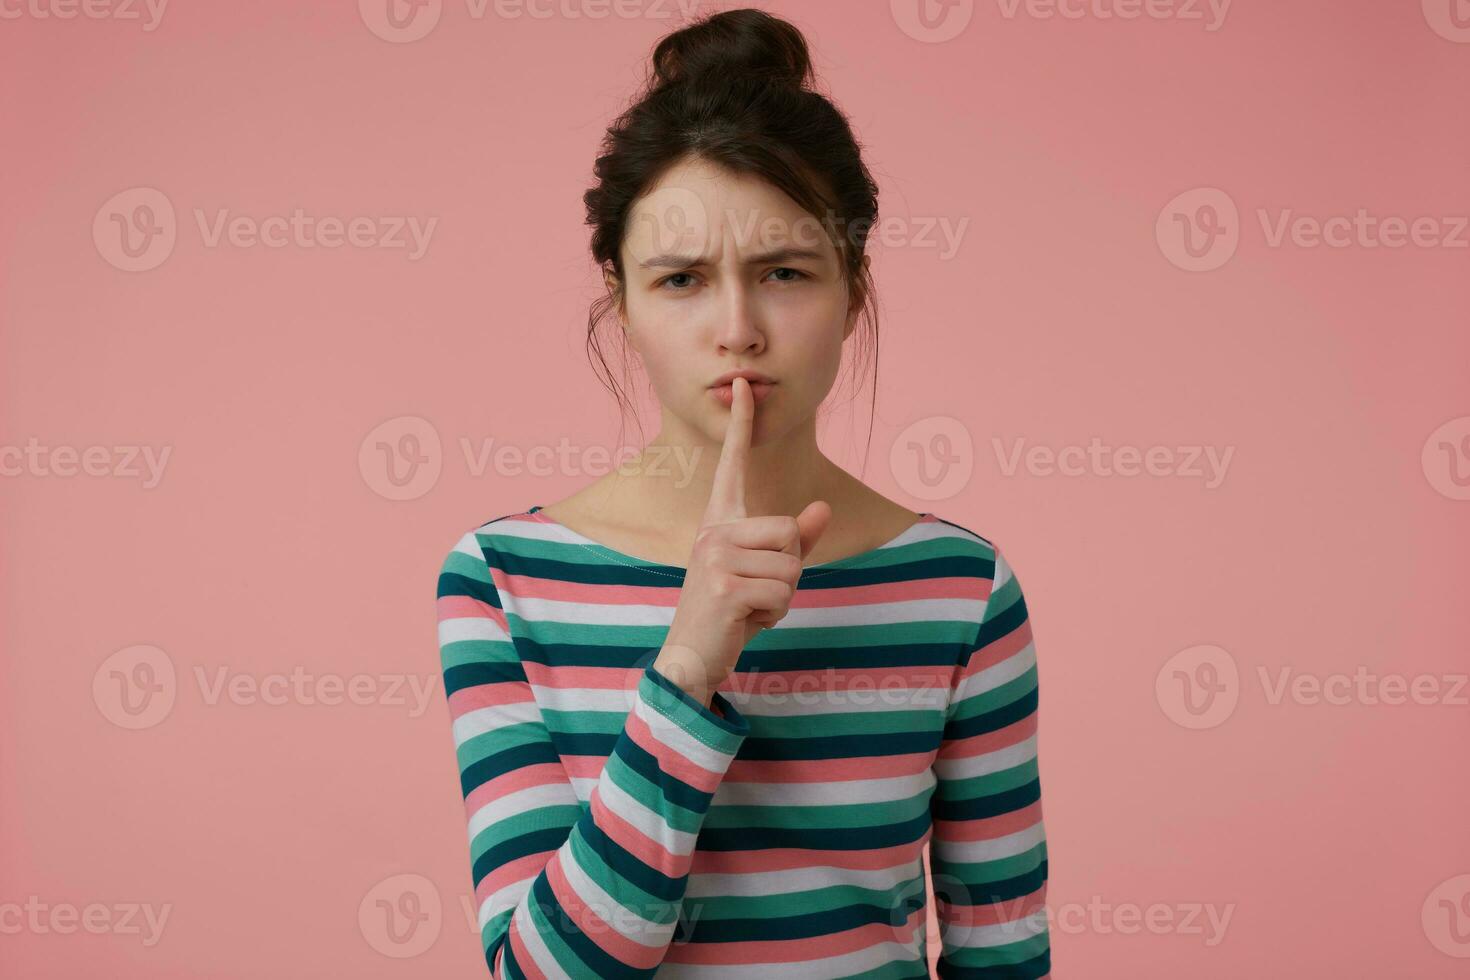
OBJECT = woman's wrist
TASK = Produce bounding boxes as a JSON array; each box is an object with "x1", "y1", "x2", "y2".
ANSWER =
[{"x1": 651, "y1": 649, "x2": 715, "y2": 710}]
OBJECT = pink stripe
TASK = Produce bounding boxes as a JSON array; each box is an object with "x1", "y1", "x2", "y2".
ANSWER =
[
  {"x1": 500, "y1": 571, "x2": 680, "y2": 607},
  {"x1": 447, "y1": 679, "x2": 532, "y2": 717},
  {"x1": 565, "y1": 750, "x2": 933, "y2": 784},
  {"x1": 932, "y1": 798, "x2": 1045, "y2": 842},
  {"x1": 437, "y1": 592, "x2": 508, "y2": 630},
  {"x1": 791, "y1": 573, "x2": 980, "y2": 608},
  {"x1": 623, "y1": 700, "x2": 729, "y2": 793},
  {"x1": 466, "y1": 761, "x2": 568, "y2": 814},
  {"x1": 692, "y1": 843, "x2": 917, "y2": 876},
  {"x1": 478, "y1": 850, "x2": 554, "y2": 904},
  {"x1": 939, "y1": 710, "x2": 1038, "y2": 760},
  {"x1": 956, "y1": 620, "x2": 1034, "y2": 685},
  {"x1": 940, "y1": 883, "x2": 1048, "y2": 929},
  {"x1": 726, "y1": 751, "x2": 935, "y2": 783}
]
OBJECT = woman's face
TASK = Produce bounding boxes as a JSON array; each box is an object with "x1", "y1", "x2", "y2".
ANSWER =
[{"x1": 613, "y1": 156, "x2": 863, "y2": 448}]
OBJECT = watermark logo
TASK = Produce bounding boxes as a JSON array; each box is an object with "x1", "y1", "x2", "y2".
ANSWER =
[
  {"x1": 1422, "y1": 0, "x2": 1470, "y2": 43},
  {"x1": 359, "y1": 415, "x2": 443, "y2": 501},
  {"x1": 1157, "y1": 188, "x2": 1239, "y2": 272},
  {"x1": 359, "y1": 0, "x2": 443, "y2": 43},
  {"x1": 1423, "y1": 874, "x2": 1470, "y2": 957},
  {"x1": 1159, "y1": 187, "x2": 1468, "y2": 270},
  {"x1": 1156, "y1": 644, "x2": 1239, "y2": 729},
  {"x1": 360, "y1": 873, "x2": 442, "y2": 957},
  {"x1": 993, "y1": 436, "x2": 1234, "y2": 488},
  {"x1": 1045, "y1": 895, "x2": 1233, "y2": 945},
  {"x1": 632, "y1": 183, "x2": 713, "y2": 260},
  {"x1": 891, "y1": 422, "x2": 1234, "y2": 497},
  {"x1": 892, "y1": 0, "x2": 1229, "y2": 42},
  {"x1": 93, "y1": 187, "x2": 437, "y2": 271},
  {"x1": 1158, "y1": 645, "x2": 1468, "y2": 729},
  {"x1": 1422, "y1": 415, "x2": 1470, "y2": 501},
  {"x1": 360, "y1": 0, "x2": 704, "y2": 43},
  {"x1": 890, "y1": 0, "x2": 976, "y2": 44},
  {"x1": 357, "y1": 415, "x2": 707, "y2": 501},
  {"x1": 621, "y1": 648, "x2": 666, "y2": 713},
  {"x1": 360, "y1": 0, "x2": 441, "y2": 42},
  {"x1": 93, "y1": 644, "x2": 178, "y2": 730},
  {"x1": 995, "y1": 0, "x2": 1231, "y2": 30},
  {"x1": 94, "y1": 187, "x2": 177, "y2": 272},
  {"x1": 92, "y1": 645, "x2": 440, "y2": 728},
  {"x1": 892, "y1": 415, "x2": 974, "y2": 501}
]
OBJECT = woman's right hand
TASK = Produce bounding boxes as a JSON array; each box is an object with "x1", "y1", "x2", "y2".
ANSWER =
[{"x1": 654, "y1": 377, "x2": 831, "y2": 706}]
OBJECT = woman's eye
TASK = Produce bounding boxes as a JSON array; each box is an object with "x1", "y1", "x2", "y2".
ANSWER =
[
  {"x1": 769, "y1": 267, "x2": 808, "y2": 283},
  {"x1": 656, "y1": 268, "x2": 808, "y2": 291},
  {"x1": 658, "y1": 272, "x2": 697, "y2": 290}
]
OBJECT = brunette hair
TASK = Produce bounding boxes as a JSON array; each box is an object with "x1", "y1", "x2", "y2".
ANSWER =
[{"x1": 582, "y1": 6, "x2": 882, "y2": 460}]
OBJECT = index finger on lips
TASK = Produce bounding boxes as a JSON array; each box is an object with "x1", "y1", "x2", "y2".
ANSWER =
[{"x1": 702, "y1": 375, "x2": 753, "y2": 525}]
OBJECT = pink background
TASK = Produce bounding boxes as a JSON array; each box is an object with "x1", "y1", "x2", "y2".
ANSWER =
[{"x1": 3, "y1": 1, "x2": 1468, "y2": 976}]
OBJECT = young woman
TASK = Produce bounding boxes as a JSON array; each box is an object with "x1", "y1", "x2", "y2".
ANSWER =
[{"x1": 435, "y1": 9, "x2": 1052, "y2": 977}]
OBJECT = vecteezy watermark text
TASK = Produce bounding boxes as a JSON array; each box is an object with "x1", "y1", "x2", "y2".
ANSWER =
[
  {"x1": 94, "y1": 188, "x2": 437, "y2": 272},
  {"x1": 92, "y1": 645, "x2": 439, "y2": 729},
  {"x1": 993, "y1": 436, "x2": 1234, "y2": 489},
  {"x1": 0, "y1": 0, "x2": 168, "y2": 29},
  {"x1": 358, "y1": 415, "x2": 705, "y2": 501},
  {"x1": 1157, "y1": 644, "x2": 1469, "y2": 729},
  {"x1": 0, "y1": 897, "x2": 171, "y2": 947},
  {"x1": 1, "y1": 439, "x2": 171, "y2": 488}
]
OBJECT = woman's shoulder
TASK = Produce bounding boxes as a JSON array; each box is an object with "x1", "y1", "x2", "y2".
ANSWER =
[
  {"x1": 438, "y1": 507, "x2": 543, "y2": 568},
  {"x1": 909, "y1": 510, "x2": 1003, "y2": 563},
  {"x1": 830, "y1": 482, "x2": 1001, "y2": 567}
]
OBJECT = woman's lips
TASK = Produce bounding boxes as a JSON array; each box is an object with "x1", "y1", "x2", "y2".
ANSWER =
[{"x1": 709, "y1": 381, "x2": 775, "y2": 407}]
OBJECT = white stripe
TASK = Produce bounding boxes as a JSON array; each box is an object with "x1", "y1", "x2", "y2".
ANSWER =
[
  {"x1": 945, "y1": 908, "x2": 1048, "y2": 949},
  {"x1": 932, "y1": 820, "x2": 1047, "y2": 864},
  {"x1": 952, "y1": 640, "x2": 1036, "y2": 706},
  {"x1": 990, "y1": 549, "x2": 1014, "y2": 588},
  {"x1": 508, "y1": 592, "x2": 675, "y2": 627},
  {"x1": 712, "y1": 770, "x2": 934, "y2": 807},
  {"x1": 778, "y1": 595, "x2": 984, "y2": 629},
  {"x1": 532, "y1": 682, "x2": 949, "y2": 717},
  {"x1": 438, "y1": 614, "x2": 511, "y2": 646},
  {"x1": 933, "y1": 732, "x2": 1038, "y2": 781},
  {"x1": 724, "y1": 684, "x2": 949, "y2": 714},
  {"x1": 532, "y1": 684, "x2": 638, "y2": 714},
  {"x1": 480, "y1": 875, "x2": 534, "y2": 930},
  {"x1": 596, "y1": 763, "x2": 700, "y2": 857},
  {"x1": 468, "y1": 780, "x2": 579, "y2": 841},
  {"x1": 451, "y1": 699, "x2": 541, "y2": 747},
  {"x1": 685, "y1": 856, "x2": 923, "y2": 898},
  {"x1": 452, "y1": 529, "x2": 487, "y2": 558},
  {"x1": 634, "y1": 684, "x2": 738, "y2": 770},
  {"x1": 509, "y1": 590, "x2": 983, "y2": 636}
]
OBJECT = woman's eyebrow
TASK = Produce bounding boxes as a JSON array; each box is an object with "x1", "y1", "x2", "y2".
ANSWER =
[{"x1": 637, "y1": 246, "x2": 827, "y2": 270}]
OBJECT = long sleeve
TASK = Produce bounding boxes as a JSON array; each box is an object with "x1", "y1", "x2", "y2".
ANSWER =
[
  {"x1": 436, "y1": 530, "x2": 751, "y2": 978},
  {"x1": 928, "y1": 545, "x2": 1052, "y2": 978}
]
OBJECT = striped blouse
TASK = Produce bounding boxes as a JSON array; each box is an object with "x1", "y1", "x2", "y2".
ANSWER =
[{"x1": 435, "y1": 505, "x2": 1052, "y2": 978}]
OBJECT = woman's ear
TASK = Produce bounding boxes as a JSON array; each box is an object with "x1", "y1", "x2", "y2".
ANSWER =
[
  {"x1": 843, "y1": 254, "x2": 871, "y2": 340},
  {"x1": 603, "y1": 266, "x2": 628, "y2": 333}
]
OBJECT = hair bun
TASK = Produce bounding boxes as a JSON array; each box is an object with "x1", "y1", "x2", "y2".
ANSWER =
[{"x1": 650, "y1": 7, "x2": 813, "y2": 91}]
